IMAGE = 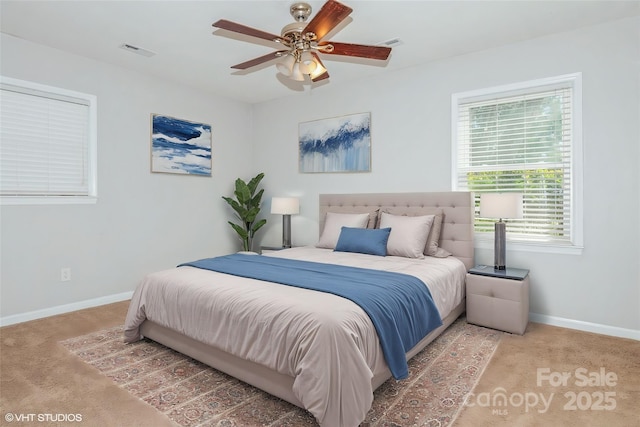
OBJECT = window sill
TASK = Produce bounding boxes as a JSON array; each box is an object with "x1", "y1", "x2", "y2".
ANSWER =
[
  {"x1": 1, "y1": 196, "x2": 97, "y2": 206},
  {"x1": 474, "y1": 235, "x2": 583, "y2": 256}
]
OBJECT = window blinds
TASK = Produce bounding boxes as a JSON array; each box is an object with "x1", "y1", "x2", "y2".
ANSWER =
[
  {"x1": 456, "y1": 86, "x2": 574, "y2": 243},
  {"x1": 1, "y1": 83, "x2": 91, "y2": 197}
]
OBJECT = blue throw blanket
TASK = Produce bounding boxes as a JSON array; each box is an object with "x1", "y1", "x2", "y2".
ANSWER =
[{"x1": 178, "y1": 254, "x2": 442, "y2": 379}]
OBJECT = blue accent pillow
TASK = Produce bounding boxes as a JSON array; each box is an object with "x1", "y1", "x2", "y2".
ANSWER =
[{"x1": 334, "y1": 227, "x2": 391, "y2": 256}]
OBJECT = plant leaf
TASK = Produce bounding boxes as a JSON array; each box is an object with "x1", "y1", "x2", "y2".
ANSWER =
[
  {"x1": 251, "y1": 219, "x2": 267, "y2": 234},
  {"x1": 251, "y1": 188, "x2": 264, "y2": 207},
  {"x1": 244, "y1": 206, "x2": 260, "y2": 222},
  {"x1": 234, "y1": 179, "x2": 251, "y2": 204},
  {"x1": 247, "y1": 173, "x2": 265, "y2": 194},
  {"x1": 228, "y1": 221, "x2": 248, "y2": 239}
]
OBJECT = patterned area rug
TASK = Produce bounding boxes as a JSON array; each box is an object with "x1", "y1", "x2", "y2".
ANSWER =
[{"x1": 60, "y1": 317, "x2": 501, "y2": 427}]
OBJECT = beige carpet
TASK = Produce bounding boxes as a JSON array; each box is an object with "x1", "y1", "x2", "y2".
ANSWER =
[
  {"x1": 1, "y1": 301, "x2": 638, "y2": 426},
  {"x1": 453, "y1": 322, "x2": 640, "y2": 427}
]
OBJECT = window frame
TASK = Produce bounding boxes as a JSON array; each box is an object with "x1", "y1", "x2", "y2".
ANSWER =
[
  {"x1": 0, "y1": 76, "x2": 97, "y2": 205},
  {"x1": 452, "y1": 73, "x2": 583, "y2": 255}
]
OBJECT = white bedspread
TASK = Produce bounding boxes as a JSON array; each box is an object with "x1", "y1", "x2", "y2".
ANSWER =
[
  {"x1": 124, "y1": 247, "x2": 466, "y2": 427},
  {"x1": 266, "y1": 247, "x2": 467, "y2": 316}
]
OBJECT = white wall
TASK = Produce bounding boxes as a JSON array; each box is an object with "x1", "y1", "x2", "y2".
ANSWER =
[
  {"x1": 252, "y1": 17, "x2": 640, "y2": 336},
  {"x1": 0, "y1": 34, "x2": 253, "y2": 321}
]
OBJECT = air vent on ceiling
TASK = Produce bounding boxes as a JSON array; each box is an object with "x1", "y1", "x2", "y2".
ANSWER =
[
  {"x1": 380, "y1": 38, "x2": 403, "y2": 48},
  {"x1": 119, "y1": 43, "x2": 156, "y2": 57}
]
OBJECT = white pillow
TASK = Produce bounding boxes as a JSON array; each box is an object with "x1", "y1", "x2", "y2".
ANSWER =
[
  {"x1": 379, "y1": 212, "x2": 435, "y2": 258},
  {"x1": 379, "y1": 207, "x2": 451, "y2": 258},
  {"x1": 316, "y1": 212, "x2": 370, "y2": 249}
]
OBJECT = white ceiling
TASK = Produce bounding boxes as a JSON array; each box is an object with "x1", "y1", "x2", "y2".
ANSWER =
[{"x1": 2, "y1": 1, "x2": 638, "y2": 104}]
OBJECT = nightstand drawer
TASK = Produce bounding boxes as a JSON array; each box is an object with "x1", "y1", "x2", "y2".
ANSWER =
[
  {"x1": 466, "y1": 273, "x2": 530, "y2": 335},
  {"x1": 466, "y1": 274, "x2": 528, "y2": 302}
]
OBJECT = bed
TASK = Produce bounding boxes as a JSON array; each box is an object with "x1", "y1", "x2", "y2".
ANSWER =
[{"x1": 124, "y1": 191, "x2": 474, "y2": 427}]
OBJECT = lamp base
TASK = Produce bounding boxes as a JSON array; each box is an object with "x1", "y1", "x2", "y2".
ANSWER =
[
  {"x1": 494, "y1": 220, "x2": 506, "y2": 270},
  {"x1": 282, "y1": 215, "x2": 292, "y2": 248}
]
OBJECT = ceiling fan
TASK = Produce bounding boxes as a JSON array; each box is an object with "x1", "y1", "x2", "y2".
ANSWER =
[{"x1": 212, "y1": 0, "x2": 392, "y2": 83}]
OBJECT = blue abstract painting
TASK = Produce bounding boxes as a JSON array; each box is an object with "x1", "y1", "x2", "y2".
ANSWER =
[
  {"x1": 151, "y1": 114, "x2": 212, "y2": 176},
  {"x1": 299, "y1": 112, "x2": 371, "y2": 173}
]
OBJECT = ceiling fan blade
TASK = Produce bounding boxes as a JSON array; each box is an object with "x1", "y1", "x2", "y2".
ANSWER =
[
  {"x1": 213, "y1": 19, "x2": 285, "y2": 44},
  {"x1": 312, "y1": 71, "x2": 330, "y2": 82},
  {"x1": 304, "y1": 0, "x2": 353, "y2": 41},
  {"x1": 310, "y1": 52, "x2": 330, "y2": 82},
  {"x1": 319, "y1": 41, "x2": 391, "y2": 60},
  {"x1": 231, "y1": 50, "x2": 288, "y2": 70}
]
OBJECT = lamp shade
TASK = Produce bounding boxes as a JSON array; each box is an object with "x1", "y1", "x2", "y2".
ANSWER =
[
  {"x1": 276, "y1": 53, "x2": 296, "y2": 76},
  {"x1": 480, "y1": 193, "x2": 523, "y2": 219},
  {"x1": 271, "y1": 197, "x2": 300, "y2": 215},
  {"x1": 299, "y1": 51, "x2": 317, "y2": 74},
  {"x1": 290, "y1": 63, "x2": 305, "y2": 82}
]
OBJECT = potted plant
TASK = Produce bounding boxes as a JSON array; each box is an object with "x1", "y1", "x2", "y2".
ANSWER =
[{"x1": 222, "y1": 172, "x2": 267, "y2": 252}]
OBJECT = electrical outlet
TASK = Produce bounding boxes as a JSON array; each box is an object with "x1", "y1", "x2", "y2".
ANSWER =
[{"x1": 60, "y1": 268, "x2": 71, "y2": 282}]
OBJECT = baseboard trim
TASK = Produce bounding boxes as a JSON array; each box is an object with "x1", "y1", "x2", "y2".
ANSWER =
[
  {"x1": 530, "y1": 312, "x2": 639, "y2": 341},
  {"x1": 0, "y1": 291, "x2": 134, "y2": 327}
]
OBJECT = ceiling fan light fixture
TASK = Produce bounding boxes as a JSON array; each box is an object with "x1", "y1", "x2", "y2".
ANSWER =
[
  {"x1": 298, "y1": 51, "x2": 317, "y2": 74},
  {"x1": 276, "y1": 53, "x2": 296, "y2": 76},
  {"x1": 309, "y1": 61, "x2": 327, "y2": 80},
  {"x1": 290, "y1": 62, "x2": 305, "y2": 81}
]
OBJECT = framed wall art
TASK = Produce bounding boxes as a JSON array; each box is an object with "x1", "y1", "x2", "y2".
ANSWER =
[
  {"x1": 151, "y1": 114, "x2": 212, "y2": 176},
  {"x1": 299, "y1": 112, "x2": 371, "y2": 173}
]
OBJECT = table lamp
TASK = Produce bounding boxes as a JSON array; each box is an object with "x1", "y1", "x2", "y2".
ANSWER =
[
  {"x1": 480, "y1": 193, "x2": 523, "y2": 270},
  {"x1": 271, "y1": 197, "x2": 300, "y2": 248}
]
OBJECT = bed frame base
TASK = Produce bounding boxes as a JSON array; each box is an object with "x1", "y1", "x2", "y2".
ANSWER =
[{"x1": 140, "y1": 299, "x2": 466, "y2": 410}]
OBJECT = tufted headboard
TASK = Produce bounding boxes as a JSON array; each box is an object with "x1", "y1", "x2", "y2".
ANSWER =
[{"x1": 319, "y1": 192, "x2": 475, "y2": 270}]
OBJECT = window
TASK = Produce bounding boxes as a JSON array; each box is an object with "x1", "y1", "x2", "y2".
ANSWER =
[
  {"x1": 0, "y1": 77, "x2": 97, "y2": 205},
  {"x1": 452, "y1": 73, "x2": 582, "y2": 251}
]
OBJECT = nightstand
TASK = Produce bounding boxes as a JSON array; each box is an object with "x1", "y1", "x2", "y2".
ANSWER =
[{"x1": 466, "y1": 265, "x2": 530, "y2": 335}]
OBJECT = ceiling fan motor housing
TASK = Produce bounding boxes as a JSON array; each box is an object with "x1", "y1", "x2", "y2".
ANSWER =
[
  {"x1": 290, "y1": 2, "x2": 312, "y2": 22},
  {"x1": 281, "y1": 22, "x2": 307, "y2": 40},
  {"x1": 282, "y1": 2, "x2": 315, "y2": 42}
]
